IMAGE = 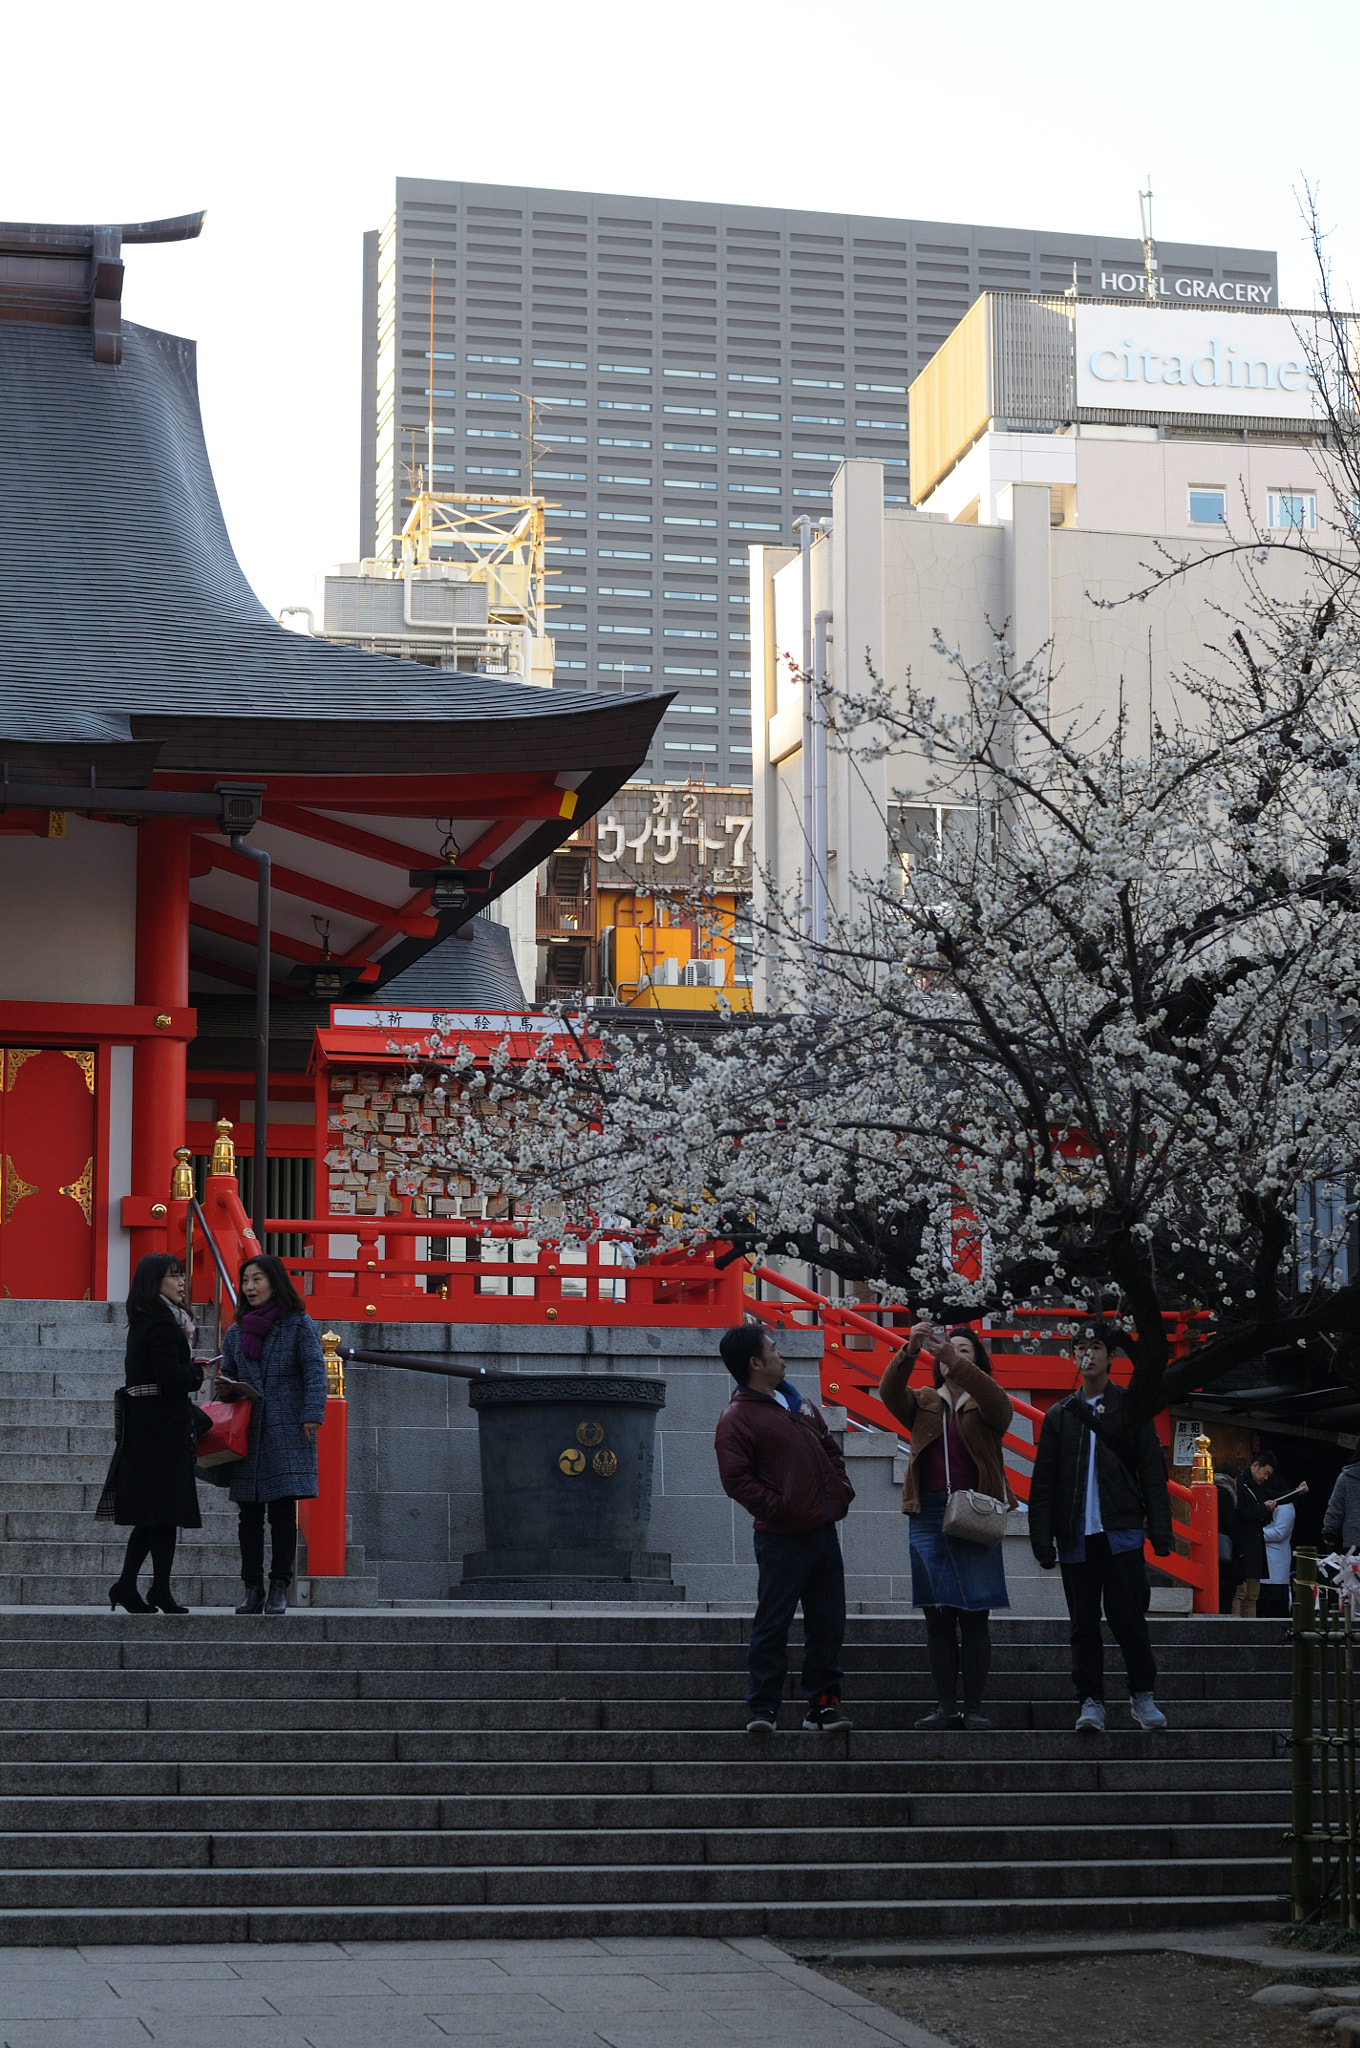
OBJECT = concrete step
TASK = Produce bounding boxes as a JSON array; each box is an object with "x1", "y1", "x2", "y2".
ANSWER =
[
  {"x1": 0, "y1": 1787, "x2": 1278, "y2": 1835},
  {"x1": 0, "y1": 1542, "x2": 242, "y2": 1572},
  {"x1": 0, "y1": 1426, "x2": 122, "y2": 1456},
  {"x1": 0, "y1": 1851, "x2": 1285, "y2": 1913},
  {"x1": 0, "y1": 1890, "x2": 1286, "y2": 1948},
  {"x1": 0, "y1": 1820, "x2": 1284, "y2": 1871}
]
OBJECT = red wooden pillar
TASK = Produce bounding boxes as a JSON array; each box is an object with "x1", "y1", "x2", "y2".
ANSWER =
[{"x1": 131, "y1": 818, "x2": 190, "y2": 1264}]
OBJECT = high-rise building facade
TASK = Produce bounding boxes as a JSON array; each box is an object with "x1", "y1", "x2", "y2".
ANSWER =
[{"x1": 360, "y1": 178, "x2": 1276, "y2": 785}]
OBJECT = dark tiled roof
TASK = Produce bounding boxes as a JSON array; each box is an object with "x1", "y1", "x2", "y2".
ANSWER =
[
  {"x1": 0, "y1": 318, "x2": 665, "y2": 748},
  {"x1": 378, "y1": 916, "x2": 527, "y2": 1008}
]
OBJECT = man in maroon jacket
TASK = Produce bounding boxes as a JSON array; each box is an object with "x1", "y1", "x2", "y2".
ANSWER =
[{"x1": 714, "y1": 1323, "x2": 855, "y2": 1735}]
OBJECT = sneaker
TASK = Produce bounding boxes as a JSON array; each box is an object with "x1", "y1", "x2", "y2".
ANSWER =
[
  {"x1": 1075, "y1": 1697, "x2": 1106, "y2": 1733},
  {"x1": 745, "y1": 1709, "x2": 777, "y2": 1736},
  {"x1": 802, "y1": 1693, "x2": 852, "y2": 1732},
  {"x1": 914, "y1": 1707, "x2": 965, "y2": 1731},
  {"x1": 1129, "y1": 1691, "x2": 1168, "y2": 1732}
]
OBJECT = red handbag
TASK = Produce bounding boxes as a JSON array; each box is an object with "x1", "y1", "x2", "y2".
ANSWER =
[{"x1": 197, "y1": 1399, "x2": 252, "y2": 1468}]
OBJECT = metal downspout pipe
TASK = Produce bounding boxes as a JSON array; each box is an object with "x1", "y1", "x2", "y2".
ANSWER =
[{"x1": 230, "y1": 834, "x2": 271, "y2": 1246}]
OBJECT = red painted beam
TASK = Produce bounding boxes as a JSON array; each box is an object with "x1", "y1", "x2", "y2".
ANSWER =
[
  {"x1": 261, "y1": 807, "x2": 443, "y2": 871},
  {"x1": 189, "y1": 904, "x2": 321, "y2": 965},
  {"x1": 204, "y1": 841, "x2": 438, "y2": 937}
]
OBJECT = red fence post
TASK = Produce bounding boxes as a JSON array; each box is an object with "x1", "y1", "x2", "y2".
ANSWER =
[
  {"x1": 303, "y1": 1330, "x2": 348, "y2": 1579},
  {"x1": 1188, "y1": 1432, "x2": 1219, "y2": 1615}
]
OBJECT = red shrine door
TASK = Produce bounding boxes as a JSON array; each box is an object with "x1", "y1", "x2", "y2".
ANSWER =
[{"x1": 0, "y1": 1049, "x2": 96, "y2": 1299}]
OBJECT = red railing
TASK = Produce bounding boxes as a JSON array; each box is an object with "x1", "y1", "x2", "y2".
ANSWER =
[
  {"x1": 259, "y1": 1214, "x2": 747, "y2": 1327},
  {"x1": 749, "y1": 1265, "x2": 1220, "y2": 1614}
]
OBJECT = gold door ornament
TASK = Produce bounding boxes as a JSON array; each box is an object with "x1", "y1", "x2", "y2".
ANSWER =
[
  {"x1": 558, "y1": 1448, "x2": 586, "y2": 1475},
  {"x1": 58, "y1": 1158, "x2": 94, "y2": 1227},
  {"x1": 2, "y1": 1159, "x2": 36, "y2": 1226},
  {"x1": 62, "y1": 1050, "x2": 95, "y2": 1094},
  {"x1": 575, "y1": 1420, "x2": 604, "y2": 1447},
  {"x1": 4, "y1": 1049, "x2": 39, "y2": 1093},
  {"x1": 592, "y1": 1450, "x2": 618, "y2": 1478}
]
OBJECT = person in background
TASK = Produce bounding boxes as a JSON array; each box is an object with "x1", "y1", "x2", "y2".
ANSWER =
[
  {"x1": 216, "y1": 1254, "x2": 327, "y2": 1616},
  {"x1": 714, "y1": 1323, "x2": 854, "y2": 1736},
  {"x1": 1232, "y1": 1453, "x2": 1277, "y2": 1618},
  {"x1": 1215, "y1": 1464, "x2": 1241, "y2": 1615},
  {"x1": 100, "y1": 1254, "x2": 204, "y2": 1613},
  {"x1": 1322, "y1": 1456, "x2": 1360, "y2": 1553},
  {"x1": 878, "y1": 1323, "x2": 1015, "y2": 1731},
  {"x1": 1028, "y1": 1324, "x2": 1173, "y2": 1734},
  {"x1": 1260, "y1": 1482, "x2": 1306, "y2": 1618}
]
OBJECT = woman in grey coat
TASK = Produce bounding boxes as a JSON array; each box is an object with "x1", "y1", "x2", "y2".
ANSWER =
[{"x1": 216, "y1": 1254, "x2": 327, "y2": 1615}]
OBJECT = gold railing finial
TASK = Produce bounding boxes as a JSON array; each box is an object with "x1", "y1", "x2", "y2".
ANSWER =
[
  {"x1": 170, "y1": 1146, "x2": 195, "y2": 1202},
  {"x1": 210, "y1": 1118, "x2": 235, "y2": 1175},
  {"x1": 1192, "y1": 1431, "x2": 1214, "y2": 1486},
  {"x1": 321, "y1": 1330, "x2": 345, "y2": 1399}
]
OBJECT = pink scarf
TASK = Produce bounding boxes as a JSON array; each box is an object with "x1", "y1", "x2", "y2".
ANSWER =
[{"x1": 236, "y1": 1302, "x2": 280, "y2": 1361}]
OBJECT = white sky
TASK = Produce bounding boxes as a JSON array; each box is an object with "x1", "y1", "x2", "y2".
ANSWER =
[{"x1": 3, "y1": 0, "x2": 1355, "y2": 620}]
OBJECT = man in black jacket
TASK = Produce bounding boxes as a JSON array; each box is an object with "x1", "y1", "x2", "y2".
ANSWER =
[{"x1": 1029, "y1": 1326, "x2": 1174, "y2": 1734}]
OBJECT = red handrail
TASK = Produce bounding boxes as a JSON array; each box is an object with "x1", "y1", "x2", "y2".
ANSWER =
[{"x1": 749, "y1": 1264, "x2": 1219, "y2": 1614}]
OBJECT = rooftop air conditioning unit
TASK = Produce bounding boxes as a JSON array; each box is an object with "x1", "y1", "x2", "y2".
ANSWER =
[{"x1": 682, "y1": 958, "x2": 727, "y2": 987}]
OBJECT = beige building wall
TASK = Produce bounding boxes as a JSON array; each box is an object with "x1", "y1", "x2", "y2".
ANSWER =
[{"x1": 752, "y1": 446, "x2": 1340, "y2": 948}]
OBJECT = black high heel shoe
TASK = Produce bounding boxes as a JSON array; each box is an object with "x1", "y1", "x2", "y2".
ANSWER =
[
  {"x1": 108, "y1": 1580, "x2": 151, "y2": 1614},
  {"x1": 145, "y1": 1588, "x2": 189, "y2": 1614}
]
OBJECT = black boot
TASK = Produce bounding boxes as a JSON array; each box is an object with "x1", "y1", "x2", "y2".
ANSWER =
[
  {"x1": 146, "y1": 1586, "x2": 188, "y2": 1614},
  {"x1": 235, "y1": 1584, "x2": 266, "y2": 1615},
  {"x1": 264, "y1": 1578, "x2": 289, "y2": 1616},
  {"x1": 108, "y1": 1579, "x2": 151, "y2": 1614}
]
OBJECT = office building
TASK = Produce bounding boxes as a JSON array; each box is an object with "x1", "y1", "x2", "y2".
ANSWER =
[
  {"x1": 360, "y1": 178, "x2": 1275, "y2": 785},
  {"x1": 751, "y1": 291, "x2": 1345, "y2": 959}
]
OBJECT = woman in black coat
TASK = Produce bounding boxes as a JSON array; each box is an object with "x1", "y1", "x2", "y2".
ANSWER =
[{"x1": 101, "y1": 1254, "x2": 204, "y2": 1613}]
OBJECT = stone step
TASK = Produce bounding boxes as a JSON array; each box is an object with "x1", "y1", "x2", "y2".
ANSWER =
[
  {"x1": 0, "y1": 1542, "x2": 243, "y2": 1572},
  {"x1": 0, "y1": 1889, "x2": 1285, "y2": 1948},
  {"x1": 0, "y1": 1819, "x2": 1284, "y2": 1870},
  {"x1": 0, "y1": 1455, "x2": 125, "y2": 1483},
  {"x1": 0, "y1": 1373, "x2": 130, "y2": 1400},
  {"x1": 0, "y1": 1484, "x2": 112, "y2": 1514},
  {"x1": 0, "y1": 1729, "x2": 1289, "y2": 1774},
  {"x1": 0, "y1": 1426, "x2": 122, "y2": 1456},
  {"x1": 0, "y1": 1662, "x2": 1289, "y2": 1702},
  {"x1": 0, "y1": 1609, "x2": 1289, "y2": 1642},
  {"x1": 0, "y1": 1301, "x2": 124, "y2": 1325},
  {"x1": 0, "y1": 1695, "x2": 1288, "y2": 1734},
  {"x1": 0, "y1": 1787, "x2": 1278, "y2": 1835},
  {"x1": 0, "y1": 1850, "x2": 1284, "y2": 1913},
  {"x1": 0, "y1": 1577, "x2": 250, "y2": 1607}
]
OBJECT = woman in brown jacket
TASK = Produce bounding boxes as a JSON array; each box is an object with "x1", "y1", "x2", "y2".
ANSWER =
[{"x1": 879, "y1": 1324, "x2": 1016, "y2": 1730}]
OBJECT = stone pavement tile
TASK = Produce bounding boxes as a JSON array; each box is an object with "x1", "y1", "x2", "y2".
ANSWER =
[
  {"x1": 419, "y1": 1992, "x2": 622, "y2": 2031},
  {"x1": 268, "y1": 2020, "x2": 448, "y2": 2048},
  {"x1": 340, "y1": 1938, "x2": 602, "y2": 1961},
  {"x1": 0, "y1": 1980, "x2": 125, "y2": 2022},
  {"x1": 93, "y1": 1983, "x2": 280, "y2": 2019},
  {"x1": 81, "y1": 1945, "x2": 349, "y2": 1966},
  {"x1": 131, "y1": 2023, "x2": 315, "y2": 2048},
  {"x1": 590, "y1": 1938, "x2": 749, "y2": 1960},
  {"x1": 0, "y1": 2022, "x2": 156, "y2": 2048},
  {"x1": 101, "y1": 1962, "x2": 254, "y2": 1983},
  {"x1": 193, "y1": 1965, "x2": 407, "y2": 2001}
]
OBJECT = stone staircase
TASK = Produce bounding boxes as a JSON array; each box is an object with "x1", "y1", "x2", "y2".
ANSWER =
[
  {"x1": 0, "y1": 1606, "x2": 1289, "y2": 1945},
  {"x1": 0, "y1": 1301, "x2": 369, "y2": 1605}
]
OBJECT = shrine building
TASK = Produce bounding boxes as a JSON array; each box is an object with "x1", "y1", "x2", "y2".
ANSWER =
[{"x1": 0, "y1": 211, "x2": 668, "y2": 1302}]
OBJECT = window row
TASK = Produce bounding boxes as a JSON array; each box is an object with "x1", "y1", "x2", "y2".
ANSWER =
[{"x1": 1188, "y1": 487, "x2": 1317, "y2": 531}]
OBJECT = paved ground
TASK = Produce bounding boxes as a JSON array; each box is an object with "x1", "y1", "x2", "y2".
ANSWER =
[{"x1": 0, "y1": 1936, "x2": 950, "y2": 2048}]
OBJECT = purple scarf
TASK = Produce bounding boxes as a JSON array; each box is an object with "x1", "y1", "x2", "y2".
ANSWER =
[{"x1": 236, "y1": 1302, "x2": 280, "y2": 1361}]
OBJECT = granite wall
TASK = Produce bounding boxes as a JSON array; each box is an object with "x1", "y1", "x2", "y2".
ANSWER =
[{"x1": 325, "y1": 1320, "x2": 1074, "y2": 1613}]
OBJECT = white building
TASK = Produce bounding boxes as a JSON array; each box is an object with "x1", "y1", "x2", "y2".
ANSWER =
[{"x1": 751, "y1": 292, "x2": 1351, "y2": 957}]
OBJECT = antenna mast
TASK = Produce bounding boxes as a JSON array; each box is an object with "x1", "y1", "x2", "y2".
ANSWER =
[
  {"x1": 427, "y1": 262, "x2": 436, "y2": 493},
  {"x1": 1139, "y1": 176, "x2": 1159, "y2": 302}
]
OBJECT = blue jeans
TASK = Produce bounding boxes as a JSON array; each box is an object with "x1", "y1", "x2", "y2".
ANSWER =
[{"x1": 747, "y1": 1522, "x2": 846, "y2": 1715}]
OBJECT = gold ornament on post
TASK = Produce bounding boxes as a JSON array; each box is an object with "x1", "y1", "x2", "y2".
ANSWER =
[
  {"x1": 170, "y1": 1147, "x2": 195, "y2": 1202},
  {"x1": 1192, "y1": 1432, "x2": 1215, "y2": 1486},
  {"x1": 210, "y1": 1118, "x2": 235, "y2": 1175},
  {"x1": 320, "y1": 1331, "x2": 345, "y2": 1399}
]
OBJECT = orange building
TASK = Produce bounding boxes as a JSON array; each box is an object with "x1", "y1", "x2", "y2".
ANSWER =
[{"x1": 538, "y1": 785, "x2": 753, "y2": 1011}]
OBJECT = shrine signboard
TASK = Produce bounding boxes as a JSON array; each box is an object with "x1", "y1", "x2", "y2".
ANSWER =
[{"x1": 596, "y1": 785, "x2": 753, "y2": 892}]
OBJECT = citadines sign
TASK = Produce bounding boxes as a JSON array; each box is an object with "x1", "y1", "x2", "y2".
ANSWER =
[{"x1": 1074, "y1": 306, "x2": 1321, "y2": 420}]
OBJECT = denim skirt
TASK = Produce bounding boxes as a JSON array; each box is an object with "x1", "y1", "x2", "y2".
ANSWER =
[{"x1": 909, "y1": 1489, "x2": 1009, "y2": 1612}]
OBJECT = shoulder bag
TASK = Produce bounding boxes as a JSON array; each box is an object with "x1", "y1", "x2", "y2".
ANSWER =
[{"x1": 940, "y1": 1397, "x2": 1010, "y2": 1548}]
